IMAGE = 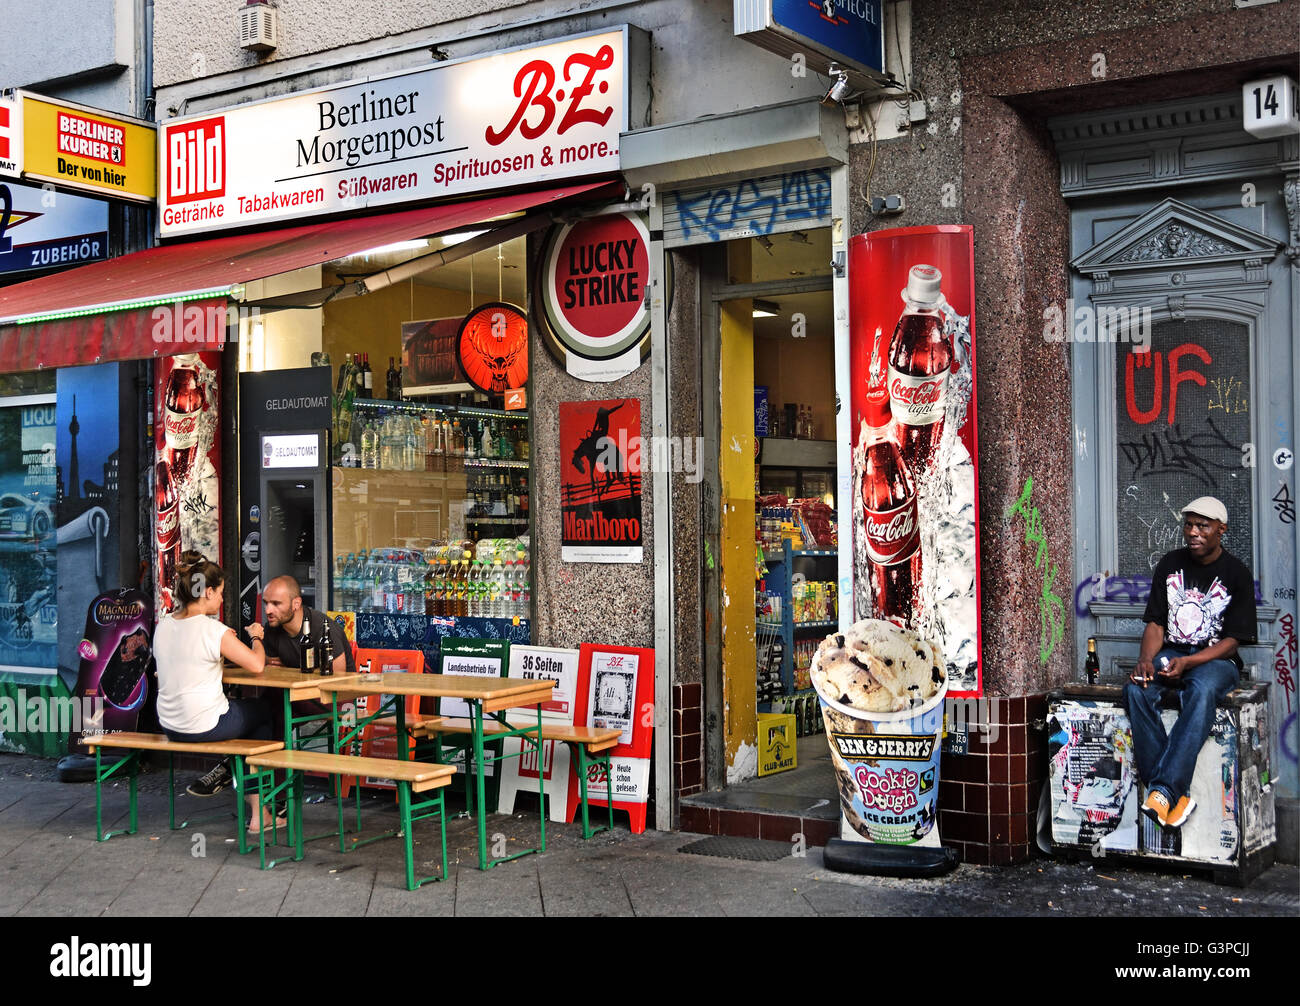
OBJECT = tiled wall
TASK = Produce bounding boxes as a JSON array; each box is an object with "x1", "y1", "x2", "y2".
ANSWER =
[
  {"x1": 672, "y1": 682, "x2": 703, "y2": 798},
  {"x1": 937, "y1": 694, "x2": 1049, "y2": 865}
]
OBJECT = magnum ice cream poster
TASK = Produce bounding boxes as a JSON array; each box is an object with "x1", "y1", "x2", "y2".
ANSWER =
[
  {"x1": 849, "y1": 226, "x2": 983, "y2": 697},
  {"x1": 559, "y1": 398, "x2": 643, "y2": 563},
  {"x1": 154, "y1": 352, "x2": 221, "y2": 617}
]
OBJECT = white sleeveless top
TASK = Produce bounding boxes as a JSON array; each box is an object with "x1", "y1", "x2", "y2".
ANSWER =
[{"x1": 152, "y1": 613, "x2": 231, "y2": 734}]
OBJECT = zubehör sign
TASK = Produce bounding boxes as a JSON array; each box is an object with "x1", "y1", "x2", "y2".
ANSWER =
[{"x1": 158, "y1": 29, "x2": 628, "y2": 237}]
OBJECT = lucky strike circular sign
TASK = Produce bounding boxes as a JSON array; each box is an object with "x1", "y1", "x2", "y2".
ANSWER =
[{"x1": 537, "y1": 211, "x2": 660, "y2": 381}]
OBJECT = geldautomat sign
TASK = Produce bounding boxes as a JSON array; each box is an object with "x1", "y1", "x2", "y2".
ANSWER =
[{"x1": 733, "y1": 1, "x2": 885, "y2": 78}]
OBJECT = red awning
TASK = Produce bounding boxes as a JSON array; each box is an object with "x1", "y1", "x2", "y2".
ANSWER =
[{"x1": 0, "y1": 181, "x2": 611, "y2": 373}]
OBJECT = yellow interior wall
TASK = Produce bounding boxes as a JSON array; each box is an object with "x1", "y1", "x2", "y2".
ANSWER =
[
  {"x1": 753, "y1": 333, "x2": 836, "y2": 441},
  {"x1": 242, "y1": 267, "x2": 323, "y2": 371},
  {"x1": 720, "y1": 297, "x2": 756, "y2": 778},
  {"x1": 322, "y1": 277, "x2": 473, "y2": 385}
]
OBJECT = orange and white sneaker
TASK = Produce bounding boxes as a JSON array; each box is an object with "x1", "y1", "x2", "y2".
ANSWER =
[
  {"x1": 1166, "y1": 795, "x2": 1197, "y2": 829},
  {"x1": 1141, "y1": 790, "x2": 1171, "y2": 827}
]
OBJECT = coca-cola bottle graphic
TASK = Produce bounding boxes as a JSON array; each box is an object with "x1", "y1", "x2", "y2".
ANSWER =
[
  {"x1": 155, "y1": 459, "x2": 181, "y2": 609},
  {"x1": 163, "y1": 354, "x2": 207, "y2": 484},
  {"x1": 888, "y1": 265, "x2": 953, "y2": 472},
  {"x1": 862, "y1": 332, "x2": 923, "y2": 627}
]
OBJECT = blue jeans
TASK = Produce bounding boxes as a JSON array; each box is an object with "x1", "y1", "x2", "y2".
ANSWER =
[
  {"x1": 1122, "y1": 647, "x2": 1239, "y2": 802},
  {"x1": 163, "y1": 698, "x2": 273, "y2": 743}
]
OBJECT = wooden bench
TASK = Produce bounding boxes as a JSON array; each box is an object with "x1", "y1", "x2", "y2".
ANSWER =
[
  {"x1": 412, "y1": 718, "x2": 623, "y2": 838},
  {"x1": 81, "y1": 732, "x2": 284, "y2": 852},
  {"x1": 246, "y1": 749, "x2": 456, "y2": 889}
]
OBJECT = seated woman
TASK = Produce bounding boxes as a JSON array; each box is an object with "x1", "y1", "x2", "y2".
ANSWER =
[{"x1": 152, "y1": 554, "x2": 277, "y2": 834}]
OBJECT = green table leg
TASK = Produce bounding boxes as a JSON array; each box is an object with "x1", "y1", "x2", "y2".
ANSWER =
[
  {"x1": 473, "y1": 701, "x2": 489, "y2": 870},
  {"x1": 536, "y1": 704, "x2": 546, "y2": 853},
  {"x1": 398, "y1": 781, "x2": 415, "y2": 891}
]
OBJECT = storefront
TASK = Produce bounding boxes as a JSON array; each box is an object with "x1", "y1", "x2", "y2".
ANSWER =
[{"x1": 0, "y1": 30, "x2": 642, "y2": 755}]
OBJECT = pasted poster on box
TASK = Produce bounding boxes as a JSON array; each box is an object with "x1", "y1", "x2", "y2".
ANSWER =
[
  {"x1": 560, "y1": 398, "x2": 643, "y2": 563},
  {"x1": 849, "y1": 226, "x2": 983, "y2": 697},
  {"x1": 0, "y1": 394, "x2": 57, "y2": 672},
  {"x1": 497, "y1": 645, "x2": 580, "y2": 821},
  {"x1": 1048, "y1": 699, "x2": 1139, "y2": 853},
  {"x1": 154, "y1": 352, "x2": 221, "y2": 617},
  {"x1": 569, "y1": 643, "x2": 655, "y2": 833}
]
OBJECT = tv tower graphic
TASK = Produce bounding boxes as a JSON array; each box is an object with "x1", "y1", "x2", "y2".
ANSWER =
[{"x1": 67, "y1": 394, "x2": 81, "y2": 502}]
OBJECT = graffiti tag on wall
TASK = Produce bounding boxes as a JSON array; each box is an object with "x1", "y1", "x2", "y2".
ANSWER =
[
  {"x1": 1007, "y1": 477, "x2": 1064, "y2": 664},
  {"x1": 670, "y1": 169, "x2": 832, "y2": 243}
]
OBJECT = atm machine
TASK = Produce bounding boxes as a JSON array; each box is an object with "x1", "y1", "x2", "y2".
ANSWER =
[{"x1": 258, "y1": 430, "x2": 330, "y2": 611}]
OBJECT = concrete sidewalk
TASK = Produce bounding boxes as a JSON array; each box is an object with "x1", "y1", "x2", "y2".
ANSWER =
[{"x1": 1, "y1": 753, "x2": 1295, "y2": 917}]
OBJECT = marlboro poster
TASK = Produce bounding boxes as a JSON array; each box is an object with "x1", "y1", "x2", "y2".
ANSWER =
[
  {"x1": 560, "y1": 398, "x2": 643, "y2": 563},
  {"x1": 154, "y1": 352, "x2": 221, "y2": 618},
  {"x1": 849, "y1": 226, "x2": 983, "y2": 697}
]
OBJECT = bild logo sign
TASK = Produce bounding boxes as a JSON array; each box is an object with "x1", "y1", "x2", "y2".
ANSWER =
[{"x1": 166, "y1": 117, "x2": 226, "y2": 203}]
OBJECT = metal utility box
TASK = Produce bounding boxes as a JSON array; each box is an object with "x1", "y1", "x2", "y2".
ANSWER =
[{"x1": 1047, "y1": 683, "x2": 1275, "y2": 885}]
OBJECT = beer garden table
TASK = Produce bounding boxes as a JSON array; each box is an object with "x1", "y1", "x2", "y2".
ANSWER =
[{"x1": 316, "y1": 672, "x2": 555, "y2": 870}]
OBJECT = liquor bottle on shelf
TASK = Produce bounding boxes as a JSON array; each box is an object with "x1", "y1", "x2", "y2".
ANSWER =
[
  {"x1": 386, "y1": 356, "x2": 401, "y2": 401},
  {"x1": 361, "y1": 353, "x2": 374, "y2": 395},
  {"x1": 464, "y1": 419, "x2": 478, "y2": 459}
]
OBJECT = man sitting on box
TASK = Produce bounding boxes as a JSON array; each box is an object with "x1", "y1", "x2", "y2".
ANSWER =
[{"x1": 1125, "y1": 496, "x2": 1256, "y2": 830}]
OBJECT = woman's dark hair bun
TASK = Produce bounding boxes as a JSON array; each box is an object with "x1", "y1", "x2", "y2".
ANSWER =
[{"x1": 175, "y1": 555, "x2": 225, "y2": 607}]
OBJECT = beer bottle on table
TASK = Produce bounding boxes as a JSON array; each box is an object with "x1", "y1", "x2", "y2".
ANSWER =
[
  {"x1": 301, "y1": 620, "x2": 317, "y2": 673},
  {"x1": 1085, "y1": 637, "x2": 1100, "y2": 685},
  {"x1": 320, "y1": 623, "x2": 334, "y2": 676}
]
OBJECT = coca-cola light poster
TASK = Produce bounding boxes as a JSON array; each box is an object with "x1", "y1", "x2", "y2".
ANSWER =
[
  {"x1": 850, "y1": 226, "x2": 983, "y2": 697},
  {"x1": 154, "y1": 352, "x2": 221, "y2": 616}
]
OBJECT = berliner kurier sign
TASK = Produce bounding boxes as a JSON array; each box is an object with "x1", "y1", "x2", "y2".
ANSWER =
[{"x1": 157, "y1": 29, "x2": 628, "y2": 237}]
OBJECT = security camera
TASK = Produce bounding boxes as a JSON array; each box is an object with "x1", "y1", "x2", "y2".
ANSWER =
[{"x1": 823, "y1": 63, "x2": 853, "y2": 105}]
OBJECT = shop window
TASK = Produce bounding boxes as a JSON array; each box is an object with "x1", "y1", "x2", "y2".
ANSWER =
[{"x1": 232, "y1": 230, "x2": 536, "y2": 636}]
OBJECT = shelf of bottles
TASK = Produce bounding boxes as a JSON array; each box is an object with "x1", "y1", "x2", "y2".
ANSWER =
[
  {"x1": 755, "y1": 538, "x2": 840, "y2": 710},
  {"x1": 339, "y1": 398, "x2": 529, "y2": 471},
  {"x1": 332, "y1": 538, "x2": 530, "y2": 621}
]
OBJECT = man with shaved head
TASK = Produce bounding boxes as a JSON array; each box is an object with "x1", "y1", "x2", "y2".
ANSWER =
[{"x1": 256, "y1": 575, "x2": 353, "y2": 677}]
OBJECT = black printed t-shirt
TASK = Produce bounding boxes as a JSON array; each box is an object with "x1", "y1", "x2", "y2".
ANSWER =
[
  {"x1": 1143, "y1": 548, "x2": 1256, "y2": 668},
  {"x1": 263, "y1": 608, "x2": 354, "y2": 675}
]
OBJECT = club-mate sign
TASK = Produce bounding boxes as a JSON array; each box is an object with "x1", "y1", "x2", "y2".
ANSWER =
[{"x1": 158, "y1": 29, "x2": 629, "y2": 237}]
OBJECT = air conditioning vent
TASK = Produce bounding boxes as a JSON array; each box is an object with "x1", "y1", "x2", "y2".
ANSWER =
[{"x1": 239, "y1": 2, "x2": 278, "y2": 52}]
